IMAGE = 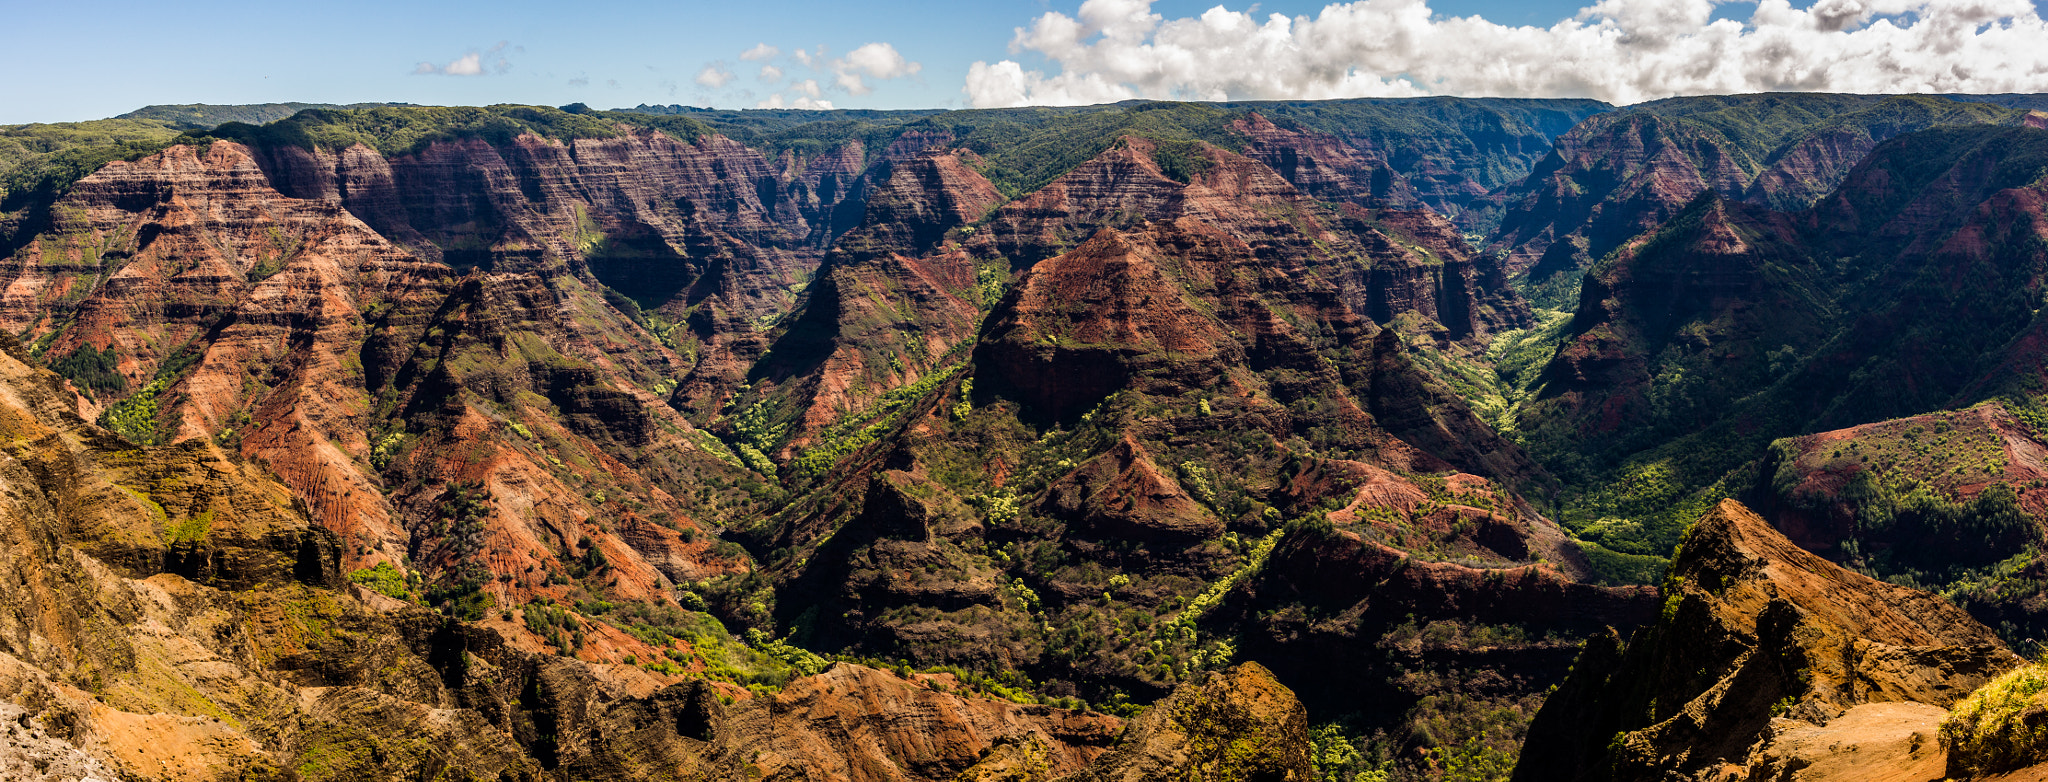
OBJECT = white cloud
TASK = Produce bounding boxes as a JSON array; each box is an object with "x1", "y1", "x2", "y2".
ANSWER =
[
  {"x1": 793, "y1": 46, "x2": 824, "y2": 67},
  {"x1": 760, "y1": 64, "x2": 784, "y2": 83},
  {"x1": 696, "y1": 64, "x2": 735, "y2": 88},
  {"x1": 832, "y1": 42, "x2": 922, "y2": 95},
  {"x1": 757, "y1": 92, "x2": 837, "y2": 110},
  {"x1": 964, "y1": 0, "x2": 2048, "y2": 107},
  {"x1": 413, "y1": 42, "x2": 513, "y2": 77},
  {"x1": 414, "y1": 52, "x2": 482, "y2": 76},
  {"x1": 741, "y1": 43, "x2": 781, "y2": 61},
  {"x1": 794, "y1": 79, "x2": 824, "y2": 97}
]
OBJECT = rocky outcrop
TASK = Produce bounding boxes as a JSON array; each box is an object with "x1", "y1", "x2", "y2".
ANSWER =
[
  {"x1": 1054, "y1": 662, "x2": 1310, "y2": 782},
  {"x1": 1040, "y1": 434, "x2": 1225, "y2": 546},
  {"x1": 0, "y1": 333, "x2": 1140, "y2": 781},
  {"x1": 245, "y1": 127, "x2": 882, "y2": 421},
  {"x1": 1514, "y1": 500, "x2": 2021, "y2": 782},
  {"x1": 701, "y1": 663, "x2": 1124, "y2": 782},
  {"x1": 979, "y1": 226, "x2": 1238, "y2": 425},
  {"x1": 1223, "y1": 511, "x2": 1657, "y2": 726}
]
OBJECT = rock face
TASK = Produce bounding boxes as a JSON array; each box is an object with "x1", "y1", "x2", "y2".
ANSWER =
[
  {"x1": 1484, "y1": 95, "x2": 2026, "y2": 302},
  {"x1": 1512, "y1": 124, "x2": 2048, "y2": 558},
  {"x1": 1514, "y1": 500, "x2": 2021, "y2": 782},
  {"x1": 699, "y1": 663, "x2": 1125, "y2": 782},
  {"x1": 1229, "y1": 98, "x2": 1611, "y2": 223},
  {"x1": 0, "y1": 336, "x2": 1134, "y2": 781},
  {"x1": 1749, "y1": 400, "x2": 2048, "y2": 653},
  {"x1": 734, "y1": 180, "x2": 1568, "y2": 765},
  {"x1": 971, "y1": 136, "x2": 1521, "y2": 345},
  {"x1": 241, "y1": 127, "x2": 879, "y2": 421},
  {"x1": 1487, "y1": 111, "x2": 1754, "y2": 287},
  {"x1": 735, "y1": 150, "x2": 1002, "y2": 456},
  {"x1": 2, "y1": 139, "x2": 756, "y2": 635},
  {"x1": 1517, "y1": 192, "x2": 1820, "y2": 468},
  {"x1": 1216, "y1": 503, "x2": 1657, "y2": 763},
  {"x1": 1233, "y1": 113, "x2": 1424, "y2": 210}
]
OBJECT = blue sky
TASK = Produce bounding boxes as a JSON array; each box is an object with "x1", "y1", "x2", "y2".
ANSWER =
[{"x1": 5, "y1": 0, "x2": 2047, "y2": 124}]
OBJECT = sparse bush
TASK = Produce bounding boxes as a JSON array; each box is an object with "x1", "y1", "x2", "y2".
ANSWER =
[{"x1": 1942, "y1": 663, "x2": 2048, "y2": 776}]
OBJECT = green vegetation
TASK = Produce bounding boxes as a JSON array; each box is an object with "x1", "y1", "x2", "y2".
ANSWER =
[
  {"x1": 201, "y1": 104, "x2": 684, "y2": 157},
  {"x1": 96, "y1": 342, "x2": 205, "y2": 446},
  {"x1": 788, "y1": 362, "x2": 962, "y2": 478},
  {"x1": 117, "y1": 102, "x2": 408, "y2": 129},
  {"x1": 50, "y1": 343, "x2": 125, "y2": 399},
  {"x1": 1627, "y1": 93, "x2": 2024, "y2": 208},
  {"x1": 1577, "y1": 542, "x2": 1669, "y2": 587},
  {"x1": 99, "y1": 376, "x2": 170, "y2": 445},
  {"x1": 346, "y1": 563, "x2": 418, "y2": 602},
  {"x1": 0, "y1": 118, "x2": 183, "y2": 208},
  {"x1": 1310, "y1": 722, "x2": 1392, "y2": 782},
  {"x1": 1942, "y1": 663, "x2": 2048, "y2": 776}
]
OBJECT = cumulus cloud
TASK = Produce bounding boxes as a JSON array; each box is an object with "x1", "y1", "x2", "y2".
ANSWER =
[
  {"x1": 696, "y1": 64, "x2": 735, "y2": 88},
  {"x1": 413, "y1": 42, "x2": 513, "y2": 77},
  {"x1": 833, "y1": 42, "x2": 922, "y2": 95},
  {"x1": 760, "y1": 64, "x2": 784, "y2": 83},
  {"x1": 964, "y1": 0, "x2": 2048, "y2": 107},
  {"x1": 758, "y1": 92, "x2": 836, "y2": 110},
  {"x1": 741, "y1": 43, "x2": 781, "y2": 61},
  {"x1": 792, "y1": 46, "x2": 825, "y2": 68}
]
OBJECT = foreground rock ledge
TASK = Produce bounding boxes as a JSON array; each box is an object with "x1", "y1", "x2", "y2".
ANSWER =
[{"x1": 1513, "y1": 499, "x2": 2021, "y2": 782}]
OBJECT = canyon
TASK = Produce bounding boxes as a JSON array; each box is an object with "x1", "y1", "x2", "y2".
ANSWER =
[{"x1": 0, "y1": 92, "x2": 2044, "y2": 780}]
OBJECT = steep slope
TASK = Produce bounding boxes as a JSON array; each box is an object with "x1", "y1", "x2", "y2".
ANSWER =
[
  {"x1": 222, "y1": 114, "x2": 871, "y2": 417},
  {"x1": 972, "y1": 135, "x2": 1522, "y2": 346},
  {"x1": 1515, "y1": 500, "x2": 2020, "y2": 782},
  {"x1": 724, "y1": 132, "x2": 1542, "y2": 495},
  {"x1": 1051, "y1": 662, "x2": 1309, "y2": 782},
  {"x1": 1517, "y1": 193, "x2": 1824, "y2": 508},
  {"x1": 1217, "y1": 509, "x2": 1658, "y2": 774},
  {"x1": 1749, "y1": 401, "x2": 2048, "y2": 650},
  {"x1": 1487, "y1": 94, "x2": 2026, "y2": 305},
  {"x1": 0, "y1": 139, "x2": 761, "y2": 646},
  {"x1": 0, "y1": 325, "x2": 1284, "y2": 782},
  {"x1": 725, "y1": 193, "x2": 1631, "y2": 781},
  {"x1": 1514, "y1": 124, "x2": 2048, "y2": 556},
  {"x1": 1230, "y1": 96, "x2": 1612, "y2": 223},
  {"x1": 730, "y1": 149, "x2": 1003, "y2": 458}
]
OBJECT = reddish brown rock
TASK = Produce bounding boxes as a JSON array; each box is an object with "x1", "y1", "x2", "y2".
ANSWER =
[
  {"x1": 703, "y1": 663, "x2": 1122, "y2": 782},
  {"x1": 1233, "y1": 112, "x2": 1422, "y2": 210},
  {"x1": 1040, "y1": 433, "x2": 1224, "y2": 546},
  {"x1": 739, "y1": 150, "x2": 1002, "y2": 457},
  {"x1": 980, "y1": 226, "x2": 1239, "y2": 424},
  {"x1": 1514, "y1": 500, "x2": 2021, "y2": 782},
  {"x1": 2, "y1": 140, "x2": 753, "y2": 631},
  {"x1": 1487, "y1": 112, "x2": 1753, "y2": 284}
]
